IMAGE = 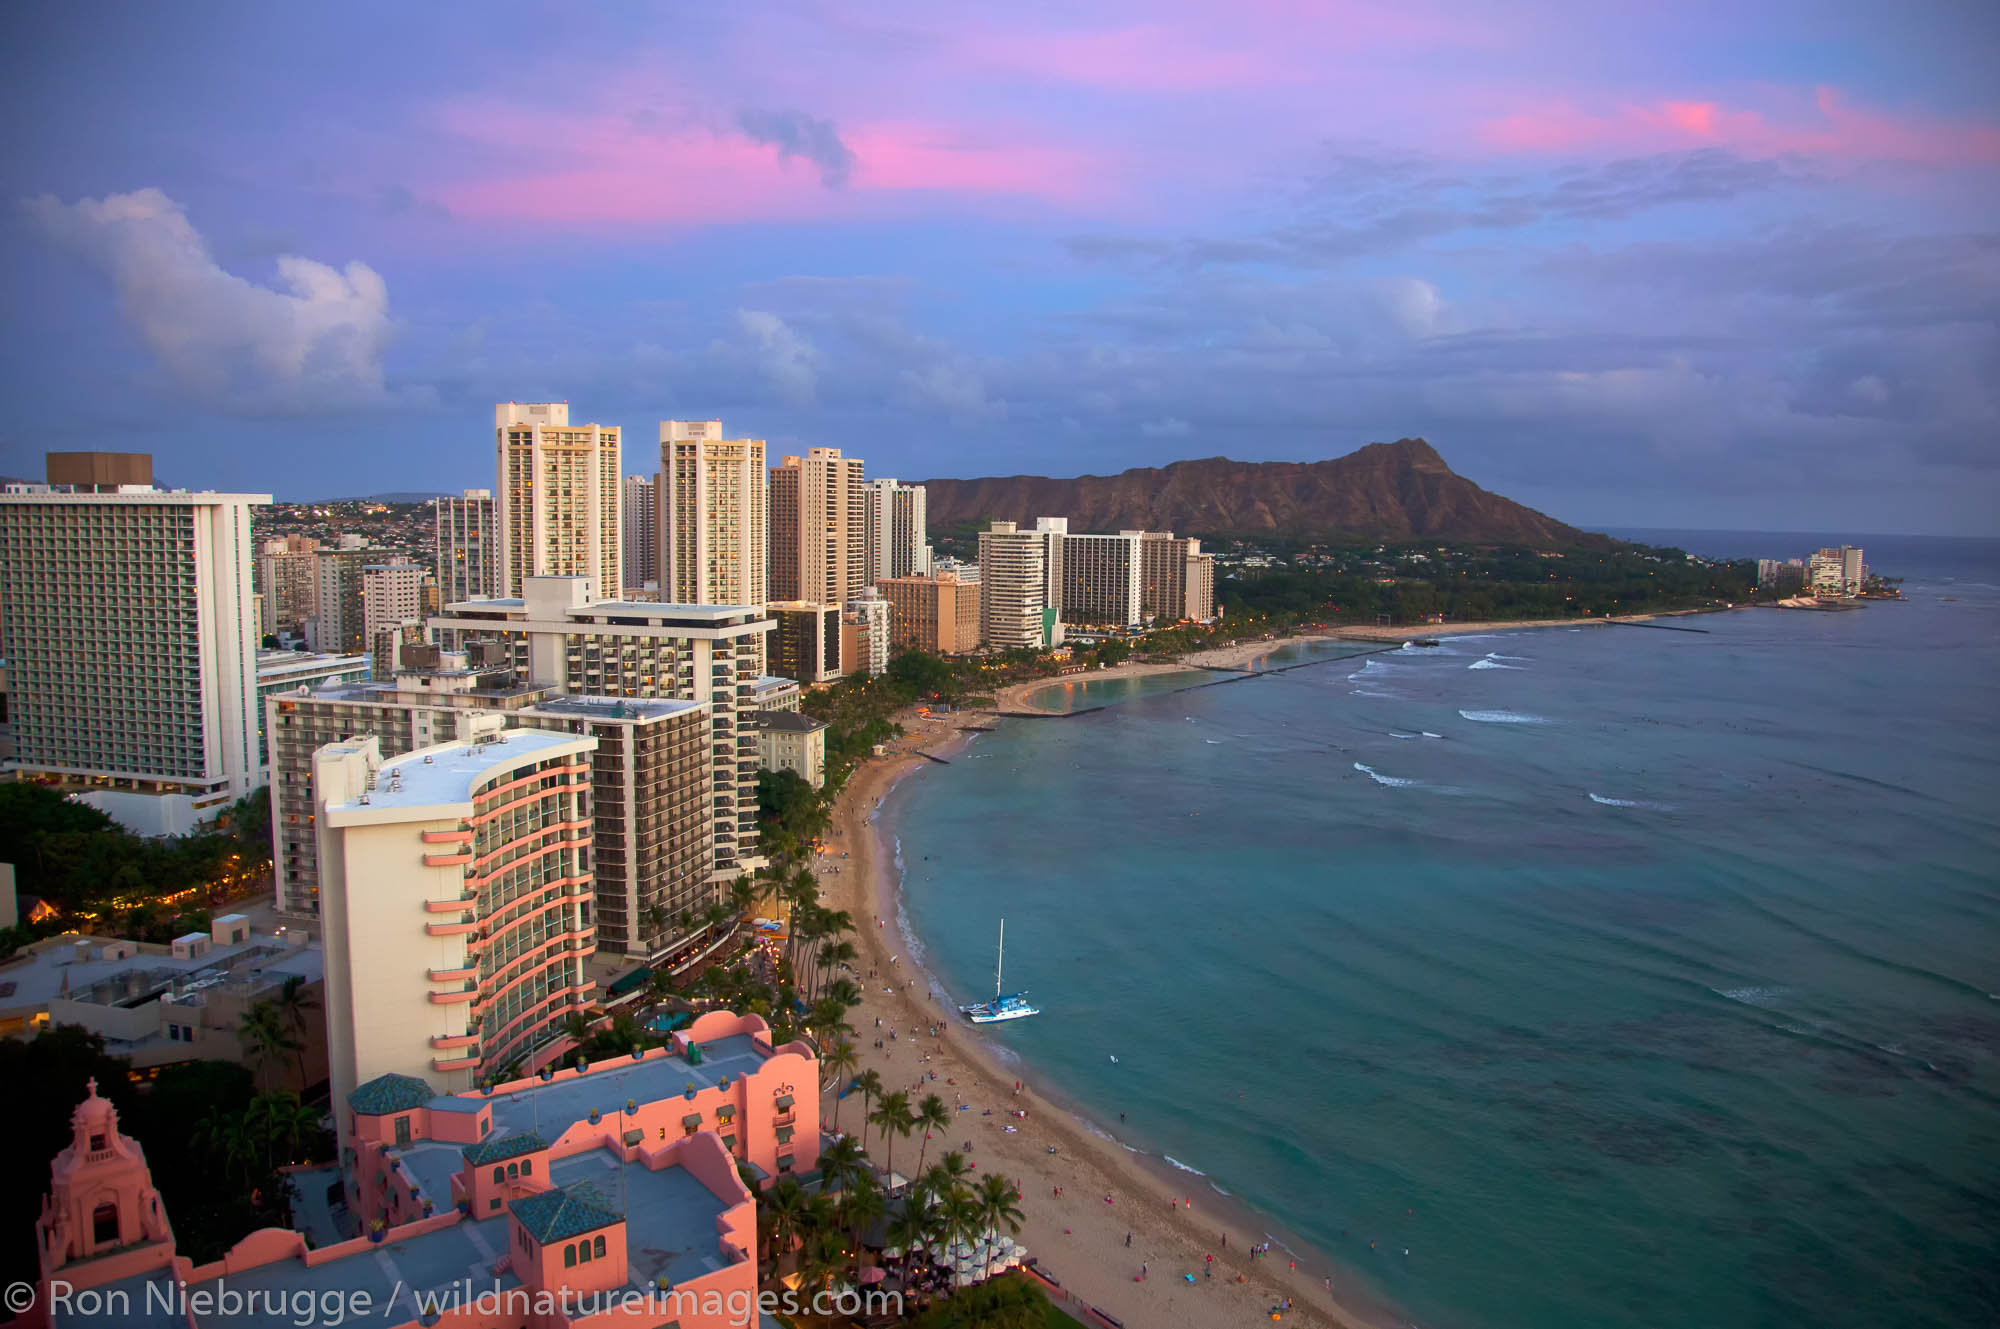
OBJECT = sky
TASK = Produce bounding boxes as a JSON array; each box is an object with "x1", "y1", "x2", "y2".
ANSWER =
[{"x1": 1, "y1": 1, "x2": 1996, "y2": 534}]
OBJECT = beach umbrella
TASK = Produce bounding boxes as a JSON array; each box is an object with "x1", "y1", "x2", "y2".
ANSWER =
[
  {"x1": 1012, "y1": 1245, "x2": 1029, "y2": 1260},
  {"x1": 882, "y1": 1245, "x2": 902, "y2": 1259},
  {"x1": 860, "y1": 1267, "x2": 887, "y2": 1285}
]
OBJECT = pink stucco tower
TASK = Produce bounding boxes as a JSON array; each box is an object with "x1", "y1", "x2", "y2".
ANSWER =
[{"x1": 34, "y1": 1080, "x2": 176, "y2": 1291}]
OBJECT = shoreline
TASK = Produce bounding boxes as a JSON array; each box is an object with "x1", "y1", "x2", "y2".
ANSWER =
[{"x1": 816, "y1": 710, "x2": 1400, "y2": 1329}]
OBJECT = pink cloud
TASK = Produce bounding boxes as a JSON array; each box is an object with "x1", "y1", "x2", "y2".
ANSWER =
[
  {"x1": 1481, "y1": 87, "x2": 2000, "y2": 166},
  {"x1": 425, "y1": 101, "x2": 1111, "y2": 226}
]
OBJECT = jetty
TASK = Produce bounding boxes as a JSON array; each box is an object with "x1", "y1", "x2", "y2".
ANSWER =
[{"x1": 1607, "y1": 619, "x2": 1709, "y2": 634}]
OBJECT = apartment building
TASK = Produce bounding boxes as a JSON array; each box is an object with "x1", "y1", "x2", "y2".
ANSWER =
[
  {"x1": 1135, "y1": 531, "x2": 1217, "y2": 623},
  {"x1": 0, "y1": 480, "x2": 267, "y2": 836},
  {"x1": 258, "y1": 535, "x2": 321, "y2": 635},
  {"x1": 840, "y1": 587, "x2": 891, "y2": 677},
  {"x1": 978, "y1": 520, "x2": 1063, "y2": 649},
  {"x1": 314, "y1": 721, "x2": 599, "y2": 1113},
  {"x1": 621, "y1": 474, "x2": 657, "y2": 592},
  {"x1": 880, "y1": 570, "x2": 982, "y2": 654},
  {"x1": 494, "y1": 402, "x2": 622, "y2": 599},
  {"x1": 769, "y1": 447, "x2": 866, "y2": 606},
  {"x1": 767, "y1": 601, "x2": 843, "y2": 684},
  {"x1": 1062, "y1": 530, "x2": 1145, "y2": 629},
  {"x1": 311, "y1": 538, "x2": 374, "y2": 654},
  {"x1": 430, "y1": 578, "x2": 770, "y2": 881},
  {"x1": 433, "y1": 488, "x2": 497, "y2": 604},
  {"x1": 361, "y1": 560, "x2": 430, "y2": 666},
  {"x1": 756, "y1": 711, "x2": 828, "y2": 789},
  {"x1": 657, "y1": 421, "x2": 767, "y2": 608},
  {"x1": 253, "y1": 648, "x2": 368, "y2": 771}
]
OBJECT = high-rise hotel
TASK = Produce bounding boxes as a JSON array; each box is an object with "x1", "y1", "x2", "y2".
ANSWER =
[
  {"x1": 434, "y1": 488, "x2": 498, "y2": 604},
  {"x1": 494, "y1": 402, "x2": 622, "y2": 599},
  {"x1": 0, "y1": 453, "x2": 266, "y2": 835},
  {"x1": 313, "y1": 718, "x2": 599, "y2": 1105},
  {"x1": 769, "y1": 446, "x2": 866, "y2": 606},
  {"x1": 657, "y1": 420, "x2": 767, "y2": 608}
]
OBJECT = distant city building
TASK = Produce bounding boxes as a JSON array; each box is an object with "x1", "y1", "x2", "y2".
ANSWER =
[
  {"x1": 433, "y1": 488, "x2": 497, "y2": 604},
  {"x1": 862, "y1": 477, "x2": 931, "y2": 582},
  {"x1": 756, "y1": 710, "x2": 828, "y2": 788},
  {"x1": 1062, "y1": 530, "x2": 1145, "y2": 628},
  {"x1": 658, "y1": 421, "x2": 767, "y2": 608},
  {"x1": 310, "y1": 537, "x2": 373, "y2": 654},
  {"x1": 1757, "y1": 558, "x2": 1807, "y2": 593},
  {"x1": 430, "y1": 578, "x2": 770, "y2": 882},
  {"x1": 0, "y1": 479, "x2": 268, "y2": 836},
  {"x1": 842, "y1": 587, "x2": 891, "y2": 677},
  {"x1": 1808, "y1": 545, "x2": 1866, "y2": 597},
  {"x1": 361, "y1": 560, "x2": 430, "y2": 669},
  {"x1": 1135, "y1": 531, "x2": 1216, "y2": 623},
  {"x1": 932, "y1": 554, "x2": 979, "y2": 581},
  {"x1": 258, "y1": 534, "x2": 322, "y2": 635},
  {"x1": 516, "y1": 695, "x2": 715, "y2": 962},
  {"x1": 494, "y1": 402, "x2": 622, "y2": 599},
  {"x1": 769, "y1": 447, "x2": 866, "y2": 606},
  {"x1": 978, "y1": 521, "x2": 1063, "y2": 649},
  {"x1": 881, "y1": 570, "x2": 983, "y2": 655},
  {"x1": 621, "y1": 473, "x2": 657, "y2": 591},
  {"x1": 767, "y1": 601, "x2": 844, "y2": 684},
  {"x1": 313, "y1": 721, "x2": 599, "y2": 1106},
  {"x1": 749, "y1": 674, "x2": 802, "y2": 713}
]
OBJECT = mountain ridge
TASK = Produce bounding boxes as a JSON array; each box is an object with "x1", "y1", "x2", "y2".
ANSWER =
[{"x1": 917, "y1": 439, "x2": 1606, "y2": 547}]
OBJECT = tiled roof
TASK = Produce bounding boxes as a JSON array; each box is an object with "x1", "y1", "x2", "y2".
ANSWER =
[
  {"x1": 510, "y1": 1182, "x2": 622, "y2": 1244},
  {"x1": 461, "y1": 1131, "x2": 546, "y2": 1166},
  {"x1": 348, "y1": 1073, "x2": 435, "y2": 1115}
]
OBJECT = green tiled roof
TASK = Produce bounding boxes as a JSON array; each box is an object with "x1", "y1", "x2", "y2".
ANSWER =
[
  {"x1": 511, "y1": 1182, "x2": 622, "y2": 1244},
  {"x1": 348, "y1": 1073, "x2": 435, "y2": 1115},
  {"x1": 462, "y1": 1131, "x2": 546, "y2": 1166}
]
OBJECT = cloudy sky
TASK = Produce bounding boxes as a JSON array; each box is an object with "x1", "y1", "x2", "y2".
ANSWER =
[{"x1": 2, "y1": 1, "x2": 1995, "y2": 533}]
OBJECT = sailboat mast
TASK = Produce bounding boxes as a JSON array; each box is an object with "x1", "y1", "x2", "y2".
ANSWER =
[{"x1": 995, "y1": 918, "x2": 1005, "y2": 998}]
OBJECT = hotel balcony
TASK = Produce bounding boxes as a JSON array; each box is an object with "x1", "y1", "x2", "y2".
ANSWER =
[
  {"x1": 430, "y1": 1031, "x2": 479, "y2": 1050},
  {"x1": 429, "y1": 984, "x2": 477, "y2": 1005},
  {"x1": 431, "y1": 1052, "x2": 481, "y2": 1073},
  {"x1": 428, "y1": 964, "x2": 478, "y2": 983},
  {"x1": 424, "y1": 894, "x2": 476, "y2": 913},
  {"x1": 425, "y1": 918, "x2": 480, "y2": 937},
  {"x1": 421, "y1": 829, "x2": 473, "y2": 845}
]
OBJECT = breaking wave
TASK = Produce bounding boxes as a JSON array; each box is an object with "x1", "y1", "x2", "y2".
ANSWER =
[
  {"x1": 1164, "y1": 1156, "x2": 1206, "y2": 1176},
  {"x1": 1458, "y1": 709, "x2": 1550, "y2": 724},
  {"x1": 1468, "y1": 658, "x2": 1522, "y2": 670},
  {"x1": 1354, "y1": 762, "x2": 1421, "y2": 788}
]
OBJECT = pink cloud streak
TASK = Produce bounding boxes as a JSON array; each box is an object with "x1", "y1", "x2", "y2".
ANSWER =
[{"x1": 1482, "y1": 87, "x2": 2000, "y2": 166}]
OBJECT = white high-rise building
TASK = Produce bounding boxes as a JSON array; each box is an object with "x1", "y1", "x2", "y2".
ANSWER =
[
  {"x1": 621, "y1": 474, "x2": 657, "y2": 592},
  {"x1": 862, "y1": 479, "x2": 930, "y2": 582},
  {"x1": 494, "y1": 402, "x2": 622, "y2": 599},
  {"x1": 657, "y1": 421, "x2": 767, "y2": 609},
  {"x1": 434, "y1": 489, "x2": 497, "y2": 604},
  {"x1": 0, "y1": 483, "x2": 269, "y2": 835},
  {"x1": 843, "y1": 588, "x2": 891, "y2": 677},
  {"x1": 770, "y1": 447, "x2": 866, "y2": 607},
  {"x1": 1061, "y1": 531, "x2": 1145, "y2": 628}
]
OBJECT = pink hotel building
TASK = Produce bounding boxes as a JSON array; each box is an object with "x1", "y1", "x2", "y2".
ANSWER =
[{"x1": 18, "y1": 1010, "x2": 820, "y2": 1329}]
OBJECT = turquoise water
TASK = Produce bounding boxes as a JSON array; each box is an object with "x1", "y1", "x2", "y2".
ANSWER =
[
  {"x1": 885, "y1": 534, "x2": 2000, "y2": 1329},
  {"x1": 1018, "y1": 641, "x2": 1380, "y2": 714}
]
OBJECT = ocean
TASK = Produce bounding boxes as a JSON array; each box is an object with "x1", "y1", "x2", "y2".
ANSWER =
[{"x1": 881, "y1": 531, "x2": 2000, "y2": 1329}]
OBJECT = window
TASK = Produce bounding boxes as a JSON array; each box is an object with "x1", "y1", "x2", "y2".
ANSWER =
[
  {"x1": 521, "y1": 1159, "x2": 532, "y2": 1175},
  {"x1": 91, "y1": 1202, "x2": 118, "y2": 1246},
  {"x1": 507, "y1": 1162, "x2": 519, "y2": 1179},
  {"x1": 578, "y1": 1239, "x2": 592, "y2": 1264},
  {"x1": 490, "y1": 1198, "x2": 500, "y2": 1211},
  {"x1": 564, "y1": 1244, "x2": 576, "y2": 1267},
  {"x1": 592, "y1": 1234, "x2": 606, "y2": 1259},
  {"x1": 394, "y1": 1116, "x2": 412, "y2": 1146},
  {"x1": 492, "y1": 1167, "x2": 504, "y2": 1184}
]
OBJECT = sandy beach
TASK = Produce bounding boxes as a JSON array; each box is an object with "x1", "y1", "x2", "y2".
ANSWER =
[{"x1": 813, "y1": 704, "x2": 1393, "y2": 1329}]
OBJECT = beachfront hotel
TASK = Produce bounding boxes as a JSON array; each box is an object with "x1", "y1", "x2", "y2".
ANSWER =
[
  {"x1": 977, "y1": 520, "x2": 1064, "y2": 648},
  {"x1": 313, "y1": 720, "x2": 599, "y2": 1121},
  {"x1": 18, "y1": 1010, "x2": 814, "y2": 1329},
  {"x1": 429, "y1": 577, "x2": 771, "y2": 882},
  {"x1": 0, "y1": 458, "x2": 267, "y2": 837},
  {"x1": 1138, "y1": 531, "x2": 1217, "y2": 623},
  {"x1": 433, "y1": 487, "x2": 498, "y2": 604},
  {"x1": 1060, "y1": 530, "x2": 1145, "y2": 629},
  {"x1": 880, "y1": 568, "x2": 983, "y2": 654},
  {"x1": 657, "y1": 419, "x2": 767, "y2": 609},
  {"x1": 767, "y1": 600, "x2": 844, "y2": 684},
  {"x1": 495, "y1": 402, "x2": 623, "y2": 600}
]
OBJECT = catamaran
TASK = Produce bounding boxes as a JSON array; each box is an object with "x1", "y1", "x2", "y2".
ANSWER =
[{"x1": 960, "y1": 918, "x2": 1040, "y2": 1024}]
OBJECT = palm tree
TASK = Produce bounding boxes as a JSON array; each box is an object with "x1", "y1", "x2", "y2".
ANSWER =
[
  {"x1": 817, "y1": 1134, "x2": 867, "y2": 1197},
  {"x1": 854, "y1": 1069, "x2": 884, "y2": 1149},
  {"x1": 919, "y1": 1150, "x2": 972, "y2": 1206},
  {"x1": 272, "y1": 975, "x2": 319, "y2": 1089},
  {"x1": 912, "y1": 1092, "x2": 950, "y2": 1176},
  {"x1": 762, "y1": 1177, "x2": 810, "y2": 1276},
  {"x1": 841, "y1": 1170, "x2": 887, "y2": 1286},
  {"x1": 236, "y1": 1001, "x2": 300, "y2": 1092},
  {"x1": 938, "y1": 1185, "x2": 982, "y2": 1278},
  {"x1": 870, "y1": 1090, "x2": 913, "y2": 1177},
  {"x1": 820, "y1": 1039, "x2": 859, "y2": 1133},
  {"x1": 728, "y1": 874, "x2": 757, "y2": 919},
  {"x1": 974, "y1": 1173, "x2": 1024, "y2": 1280},
  {"x1": 886, "y1": 1187, "x2": 937, "y2": 1272},
  {"x1": 194, "y1": 1108, "x2": 254, "y2": 1184},
  {"x1": 798, "y1": 1226, "x2": 847, "y2": 1293}
]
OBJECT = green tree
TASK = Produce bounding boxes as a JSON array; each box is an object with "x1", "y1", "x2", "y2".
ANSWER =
[
  {"x1": 821, "y1": 1039, "x2": 858, "y2": 1132},
  {"x1": 870, "y1": 1090, "x2": 913, "y2": 1177},
  {"x1": 912, "y1": 1092, "x2": 951, "y2": 1176}
]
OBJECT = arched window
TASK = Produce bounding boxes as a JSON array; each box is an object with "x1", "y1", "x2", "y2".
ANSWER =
[
  {"x1": 492, "y1": 1167, "x2": 504, "y2": 1184},
  {"x1": 578, "y1": 1239, "x2": 592, "y2": 1264},
  {"x1": 91, "y1": 1202, "x2": 118, "y2": 1247},
  {"x1": 507, "y1": 1162, "x2": 519, "y2": 1179},
  {"x1": 592, "y1": 1234, "x2": 606, "y2": 1259},
  {"x1": 521, "y1": 1159, "x2": 532, "y2": 1175},
  {"x1": 563, "y1": 1243, "x2": 576, "y2": 1267}
]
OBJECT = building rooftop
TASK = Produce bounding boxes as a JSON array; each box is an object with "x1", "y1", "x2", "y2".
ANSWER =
[
  {"x1": 511, "y1": 1181, "x2": 621, "y2": 1243},
  {"x1": 552, "y1": 1149, "x2": 735, "y2": 1285},
  {"x1": 348, "y1": 1072, "x2": 436, "y2": 1115},
  {"x1": 757, "y1": 711, "x2": 827, "y2": 734},
  {"x1": 469, "y1": 1033, "x2": 771, "y2": 1141},
  {"x1": 0, "y1": 932, "x2": 321, "y2": 1017},
  {"x1": 331, "y1": 728, "x2": 585, "y2": 813},
  {"x1": 524, "y1": 695, "x2": 704, "y2": 722},
  {"x1": 750, "y1": 675, "x2": 799, "y2": 693},
  {"x1": 255, "y1": 650, "x2": 368, "y2": 679}
]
